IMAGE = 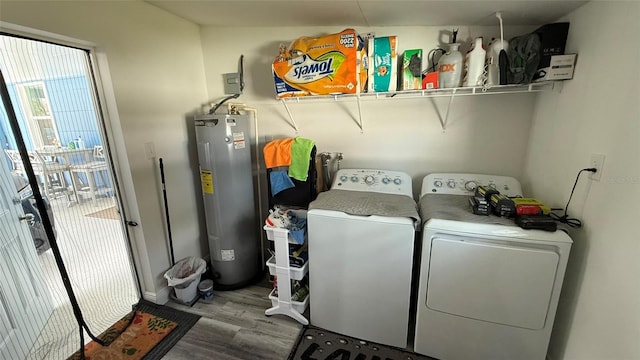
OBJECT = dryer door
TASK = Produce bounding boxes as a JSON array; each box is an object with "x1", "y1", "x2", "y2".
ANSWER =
[{"x1": 426, "y1": 236, "x2": 559, "y2": 330}]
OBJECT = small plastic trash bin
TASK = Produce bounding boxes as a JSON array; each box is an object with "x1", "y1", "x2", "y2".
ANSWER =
[
  {"x1": 175, "y1": 277, "x2": 200, "y2": 302},
  {"x1": 198, "y1": 279, "x2": 214, "y2": 300},
  {"x1": 164, "y1": 257, "x2": 206, "y2": 303}
]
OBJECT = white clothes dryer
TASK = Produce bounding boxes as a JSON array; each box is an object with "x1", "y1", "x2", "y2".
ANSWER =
[
  {"x1": 308, "y1": 169, "x2": 419, "y2": 349},
  {"x1": 414, "y1": 173, "x2": 572, "y2": 360}
]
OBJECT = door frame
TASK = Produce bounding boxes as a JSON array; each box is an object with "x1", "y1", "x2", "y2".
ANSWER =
[{"x1": 0, "y1": 24, "x2": 151, "y2": 300}]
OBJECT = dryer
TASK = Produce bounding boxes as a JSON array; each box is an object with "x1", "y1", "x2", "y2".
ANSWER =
[
  {"x1": 414, "y1": 173, "x2": 572, "y2": 360},
  {"x1": 308, "y1": 169, "x2": 419, "y2": 348}
]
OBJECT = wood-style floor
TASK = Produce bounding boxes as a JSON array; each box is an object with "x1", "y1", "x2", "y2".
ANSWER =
[{"x1": 163, "y1": 275, "x2": 303, "y2": 360}]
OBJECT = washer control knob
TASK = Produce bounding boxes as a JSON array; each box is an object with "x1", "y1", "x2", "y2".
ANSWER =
[
  {"x1": 340, "y1": 175, "x2": 348, "y2": 182},
  {"x1": 447, "y1": 180, "x2": 456, "y2": 188},
  {"x1": 351, "y1": 176, "x2": 358, "y2": 182},
  {"x1": 382, "y1": 177, "x2": 390, "y2": 184},
  {"x1": 434, "y1": 180, "x2": 443, "y2": 188},
  {"x1": 364, "y1": 175, "x2": 375, "y2": 185},
  {"x1": 464, "y1": 181, "x2": 477, "y2": 191},
  {"x1": 394, "y1": 178, "x2": 402, "y2": 185}
]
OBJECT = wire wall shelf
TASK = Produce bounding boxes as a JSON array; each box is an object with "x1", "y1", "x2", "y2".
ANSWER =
[{"x1": 278, "y1": 81, "x2": 562, "y2": 132}]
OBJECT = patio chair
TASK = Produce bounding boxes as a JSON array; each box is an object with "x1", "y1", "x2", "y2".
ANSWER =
[
  {"x1": 6, "y1": 149, "x2": 69, "y2": 198},
  {"x1": 32, "y1": 151, "x2": 71, "y2": 199},
  {"x1": 69, "y1": 145, "x2": 112, "y2": 203},
  {"x1": 4, "y1": 149, "x2": 26, "y2": 175}
]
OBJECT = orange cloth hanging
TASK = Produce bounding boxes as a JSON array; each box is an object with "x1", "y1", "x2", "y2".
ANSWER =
[{"x1": 263, "y1": 138, "x2": 294, "y2": 168}]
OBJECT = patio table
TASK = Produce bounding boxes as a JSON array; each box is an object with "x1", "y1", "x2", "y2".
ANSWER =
[
  {"x1": 37, "y1": 147, "x2": 94, "y2": 165},
  {"x1": 36, "y1": 147, "x2": 97, "y2": 204}
]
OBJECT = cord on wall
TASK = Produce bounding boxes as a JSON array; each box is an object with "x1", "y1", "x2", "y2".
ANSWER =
[{"x1": 550, "y1": 167, "x2": 597, "y2": 228}]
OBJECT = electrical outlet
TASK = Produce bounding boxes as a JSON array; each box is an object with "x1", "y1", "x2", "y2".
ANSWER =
[
  {"x1": 144, "y1": 142, "x2": 156, "y2": 160},
  {"x1": 589, "y1": 154, "x2": 605, "y2": 181}
]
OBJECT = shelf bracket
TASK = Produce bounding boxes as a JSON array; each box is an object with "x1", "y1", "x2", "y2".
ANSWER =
[
  {"x1": 356, "y1": 95, "x2": 364, "y2": 133},
  {"x1": 280, "y1": 100, "x2": 299, "y2": 134},
  {"x1": 440, "y1": 89, "x2": 457, "y2": 131},
  {"x1": 552, "y1": 81, "x2": 564, "y2": 93}
]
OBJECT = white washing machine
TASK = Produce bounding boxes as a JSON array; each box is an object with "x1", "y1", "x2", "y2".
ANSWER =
[
  {"x1": 414, "y1": 173, "x2": 572, "y2": 360},
  {"x1": 308, "y1": 169, "x2": 419, "y2": 348}
]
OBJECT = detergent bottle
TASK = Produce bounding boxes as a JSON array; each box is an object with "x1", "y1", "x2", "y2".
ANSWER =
[
  {"x1": 438, "y1": 43, "x2": 463, "y2": 88},
  {"x1": 77, "y1": 136, "x2": 85, "y2": 149},
  {"x1": 462, "y1": 37, "x2": 486, "y2": 87}
]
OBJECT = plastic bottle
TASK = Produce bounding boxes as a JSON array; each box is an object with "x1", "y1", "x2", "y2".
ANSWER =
[
  {"x1": 75, "y1": 136, "x2": 85, "y2": 149},
  {"x1": 462, "y1": 37, "x2": 486, "y2": 87},
  {"x1": 437, "y1": 43, "x2": 463, "y2": 88},
  {"x1": 486, "y1": 38, "x2": 509, "y2": 86}
]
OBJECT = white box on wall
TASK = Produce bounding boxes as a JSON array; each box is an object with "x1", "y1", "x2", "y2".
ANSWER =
[{"x1": 536, "y1": 54, "x2": 577, "y2": 81}]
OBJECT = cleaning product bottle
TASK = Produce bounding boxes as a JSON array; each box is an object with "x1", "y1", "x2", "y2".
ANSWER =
[
  {"x1": 486, "y1": 38, "x2": 509, "y2": 86},
  {"x1": 486, "y1": 12, "x2": 510, "y2": 86},
  {"x1": 438, "y1": 43, "x2": 463, "y2": 88},
  {"x1": 462, "y1": 37, "x2": 486, "y2": 87},
  {"x1": 77, "y1": 136, "x2": 85, "y2": 149}
]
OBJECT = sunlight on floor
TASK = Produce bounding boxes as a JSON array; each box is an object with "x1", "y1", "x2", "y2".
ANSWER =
[{"x1": 27, "y1": 195, "x2": 139, "y2": 360}]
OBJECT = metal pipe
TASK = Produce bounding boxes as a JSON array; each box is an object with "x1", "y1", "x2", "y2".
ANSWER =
[{"x1": 319, "y1": 152, "x2": 332, "y2": 190}]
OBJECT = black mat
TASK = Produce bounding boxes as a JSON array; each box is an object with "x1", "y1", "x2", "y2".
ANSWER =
[
  {"x1": 135, "y1": 299, "x2": 201, "y2": 359},
  {"x1": 288, "y1": 325, "x2": 435, "y2": 360}
]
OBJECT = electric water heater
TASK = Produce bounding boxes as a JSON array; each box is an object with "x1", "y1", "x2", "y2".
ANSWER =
[{"x1": 194, "y1": 113, "x2": 259, "y2": 288}]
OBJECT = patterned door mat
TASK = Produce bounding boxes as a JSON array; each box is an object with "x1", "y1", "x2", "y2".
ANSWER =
[
  {"x1": 68, "y1": 310, "x2": 175, "y2": 359},
  {"x1": 288, "y1": 325, "x2": 435, "y2": 360},
  {"x1": 67, "y1": 300, "x2": 200, "y2": 360}
]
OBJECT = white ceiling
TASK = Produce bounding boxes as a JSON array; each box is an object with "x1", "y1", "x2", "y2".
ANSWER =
[{"x1": 145, "y1": 0, "x2": 587, "y2": 27}]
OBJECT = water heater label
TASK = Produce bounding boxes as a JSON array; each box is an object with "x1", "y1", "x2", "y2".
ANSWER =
[
  {"x1": 221, "y1": 249, "x2": 235, "y2": 261},
  {"x1": 232, "y1": 132, "x2": 246, "y2": 149},
  {"x1": 200, "y1": 170, "x2": 213, "y2": 194}
]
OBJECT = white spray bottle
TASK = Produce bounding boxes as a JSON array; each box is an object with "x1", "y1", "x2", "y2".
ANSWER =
[
  {"x1": 462, "y1": 37, "x2": 486, "y2": 87},
  {"x1": 486, "y1": 12, "x2": 509, "y2": 86}
]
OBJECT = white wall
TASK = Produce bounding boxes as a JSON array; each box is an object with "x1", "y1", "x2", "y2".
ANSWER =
[
  {"x1": 199, "y1": 25, "x2": 538, "y2": 198},
  {"x1": 0, "y1": 1, "x2": 210, "y2": 303},
  {"x1": 522, "y1": 2, "x2": 640, "y2": 360}
]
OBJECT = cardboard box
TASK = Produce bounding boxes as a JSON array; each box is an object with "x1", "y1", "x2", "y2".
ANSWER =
[
  {"x1": 367, "y1": 36, "x2": 398, "y2": 92},
  {"x1": 535, "y1": 54, "x2": 577, "y2": 81},
  {"x1": 401, "y1": 49, "x2": 422, "y2": 90},
  {"x1": 422, "y1": 71, "x2": 438, "y2": 89},
  {"x1": 272, "y1": 29, "x2": 367, "y2": 97}
]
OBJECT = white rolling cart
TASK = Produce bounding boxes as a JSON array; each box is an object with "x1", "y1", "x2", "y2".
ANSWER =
[{"x1": 263, "y1": 218, "x2": 309, "y2": 325}]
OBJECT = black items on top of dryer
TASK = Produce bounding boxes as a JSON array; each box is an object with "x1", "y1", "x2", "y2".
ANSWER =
[
  {"x1": 468, "y1": 184, "x2": 557, "y2": 231},
  {"x1": 469, "y1": 195, "x2": 490, "y2": 215},
  {"x1": 516, "y1": 215, "x2": 557, "y2": 232}
]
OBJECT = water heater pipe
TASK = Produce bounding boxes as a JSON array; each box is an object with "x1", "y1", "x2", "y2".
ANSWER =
[{"x1": 227, "y1": 103, "x2": 264, "y2": 263}]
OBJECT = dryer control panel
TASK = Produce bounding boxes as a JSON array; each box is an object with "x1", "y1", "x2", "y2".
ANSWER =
[
  {"x1": 421, "y1": 173, "x2": 523, "y2": 198},
  {"x1": 332, "y1": 169, "x2": 412, "y2": 197}
]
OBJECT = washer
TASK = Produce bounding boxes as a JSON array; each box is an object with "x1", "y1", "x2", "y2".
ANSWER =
[
  {"x1": 414, "y1": 173, "x2": 572, "y2": 360},
  {"x1": 308, "y1": 169, "x2": 418, "y2": 348}
]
